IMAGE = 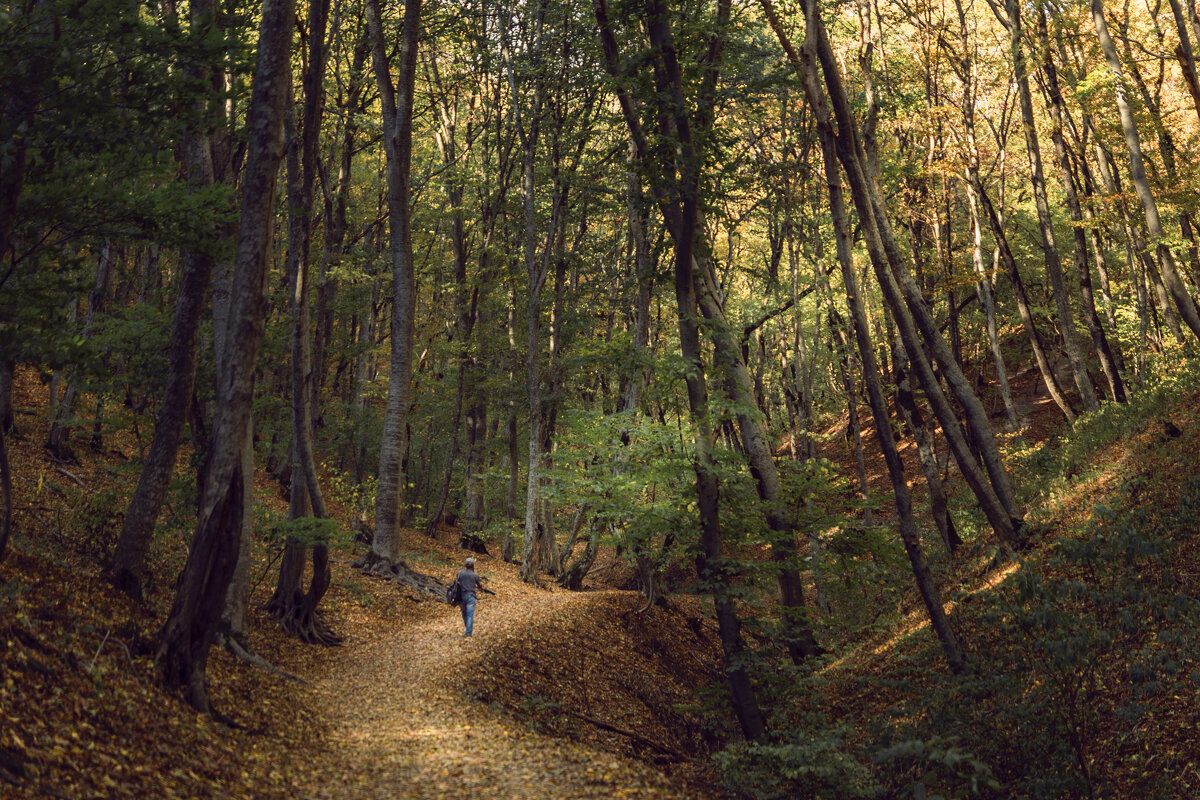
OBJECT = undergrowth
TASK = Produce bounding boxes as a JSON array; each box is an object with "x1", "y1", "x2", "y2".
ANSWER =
[{"x1": 714, "y1": 368, "x2": 1200, "y2": 799}]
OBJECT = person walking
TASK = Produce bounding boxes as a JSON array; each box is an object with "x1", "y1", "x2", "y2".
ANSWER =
[{"x1": 455, "y1": 557, "x2": 487, "y2": 636}]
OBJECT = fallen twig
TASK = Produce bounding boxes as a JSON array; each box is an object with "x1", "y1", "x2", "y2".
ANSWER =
[
  {"x1": 88, "y1": 630, "x2": 111, "y2": 671},
  {"x1": 559, "y1": 708, "x2": 687, "y2": 761},
  {"x1": 54, "y1": 467, "x2": 86, "y2": 488}
]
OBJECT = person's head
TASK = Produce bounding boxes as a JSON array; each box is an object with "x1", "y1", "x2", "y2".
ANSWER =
[{"x1": 465, "y1": 557, "x2": 475, "y2": 570}]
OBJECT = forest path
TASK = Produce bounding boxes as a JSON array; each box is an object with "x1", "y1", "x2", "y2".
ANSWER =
[{"x1": 297, "y1": 569, "x2": 690, "y2": 800}]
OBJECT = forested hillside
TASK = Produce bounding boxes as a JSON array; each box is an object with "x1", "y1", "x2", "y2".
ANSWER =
[{"x1": 2, "y1": 0, "x2": 1200, "y2": 796}]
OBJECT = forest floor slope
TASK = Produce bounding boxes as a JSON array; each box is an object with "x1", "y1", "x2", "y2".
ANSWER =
[
  {"x1": 294, "y1": 547, "x2": 724, "y2": 800},
  {"x1": 0, "y1": 364, "x2": 725, "y2": 799}
]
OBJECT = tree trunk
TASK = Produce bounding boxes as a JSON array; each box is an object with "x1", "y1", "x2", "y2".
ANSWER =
[
  {"x1": 111, "y1": 0, "x2": 222, "y2": 597},
  {"x1": 155, "y1": 0, "x2": 293, "y2": 712},
  {"x1": 777, "y1": 0, "x2": 1023, "y2": 549},
  {"x1": 366, "y1": 0, "x2": 422, "y2": 564},
  {"x1": 268, "y1": 0, "x2": 339, "y2": 645},
  {"x1": 1037, "y1": 8, "x2": 1125, "y2": 403},
  {"x1": 1091, "y1": 0, "x2": 1200, "y2": 342},
  {"x1": 558, "y1": 520, "x2": 599, "y2": 590},
  {"x1": 1006, "y1": 0, "x2": 1098, "y2": 411},
  {"x1": 596, "y1": 0, "x2": 767, "y2": 740},
  {"x1": 779, "y1": 7, "x2": 963, "y2": 669},
  {"x1": 975, "y1": 179, "x2": 1076, "y2": 422}
]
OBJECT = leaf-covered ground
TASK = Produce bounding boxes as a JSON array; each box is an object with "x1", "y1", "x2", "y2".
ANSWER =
[{"x1": 0, "y1": 365, "x2": 726, "y2": 799}]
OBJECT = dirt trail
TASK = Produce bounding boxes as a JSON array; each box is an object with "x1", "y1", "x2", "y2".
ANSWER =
[{"x1": 298, "y1": 576, "x2": 704, "y2": 800}]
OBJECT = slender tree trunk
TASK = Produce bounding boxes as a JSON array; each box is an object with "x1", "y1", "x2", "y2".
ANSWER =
[
  {"x1": 892, "y1": 335, "x2": 961, "y2": 556},
  {"x1": 780, "y1": 0, "x2": 1024, "y2": 549},
  {"x1": 155, "y1": 0, "x2": 293, "y2": 712},
  {"x1": 1170, "y1": 0, "x2": 1200, "y2": 123},
  {"x1": 111, "y1": 0, "x2": 223, "y2": 596},
  {"x1": 365, "y1": 0, "x2": 422, "y2": 564},
  {"x1": 596, "y1": 0, "x2": 767, "y2": 739},
  {"x1": 268, "y1": 0, "x2": 338, "y2": 644},
  {"x1": 967, "y1": 186, "x2": 1019, "y2": 429},
  {"x1": 1006, "y1": 0, "x2": 1098, "y2": 411},
  {"x1": 975, "y1": 179, "x2": 1076, "y2": 422},
  {"x1": 781, "y1": 10, "x2": 963, "y2": 669},
  {"x1": 829, "y1": 307, "x2": 873, "y2": 527},
  {"x1": 1091, "y1": 0, "x2": 1200, "y2": 342},
  {"x1": 1037, "y1": 8, "x2": 1124, "y2": 403}
]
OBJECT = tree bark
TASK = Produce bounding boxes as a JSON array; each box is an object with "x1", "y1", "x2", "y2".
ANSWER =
[
  {"x1": 1036, "y1": 8, "x2": 1125, "y2": 403},
  {"x1": 596, "y1": 0, "x2": 767, "y2": 740},
  {"x1": 269, "y1": 0, "x2": 339, "y2": 645},
  {"x1": 111, "y1": 0, "x2": 223, "y2": 598},
  {"x1": 777, "y1": 0, "x2": 1024, "y2": 549},
  {"x1": 1091, "y1": 0, "x2": 1200, "y2": 342},
  {"x1": 366, "y1": 0, "x2": 422, "y2": 564},
  {"x1": 1005, "y1": 0, "x2": 1098, "y2": 411},
  {"x1": 155, "y1": 0, "x2": 293, "y2": 712},
  {"x1": 779, "y1": 8, "x2": 963, "y2": 669}
]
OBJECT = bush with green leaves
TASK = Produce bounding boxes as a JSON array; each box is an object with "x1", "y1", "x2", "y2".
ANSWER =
[
  {"x1": 715, "y1": 720, "x2": 881, "y2": 800},
  {"x1": 873, "y1": 737, "x2": 999, "y2": 800}
]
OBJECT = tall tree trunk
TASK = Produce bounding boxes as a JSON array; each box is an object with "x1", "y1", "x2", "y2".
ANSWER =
[
  {"x1": 1091, "y1": 0, "x2": 1200, "y2": 342},
  {"x1": 1005, "y1": 0, "x2": 1098, "y2": 411},
  {"x1": 111, "y1": 0, "x2": 223, "y2": 598},
  {"x1": 780, "y1": 9, "x2": 963, "y2": 669},
  {"x1": 1036, "y1": 8, "x2": 1125, "y2": 403},
  {"x1": 596, "y1": 0, "x2": 767, "y2": 740},
  {"x1": 268, "y1": 0, "x2": 339, "y2": 645},
  {"x1": 313, "y1": 28, "x2": 370, "y2": 423},
  {"x1": 426, "y1": 66, "x2": 475, "y2": 540},
  {"x1": 778, "y1": 0, "x2": 1024, "y2": 549},
  {"x1": 365, "y1": 0, "x2": 422, "y2": 565},
  {"x1": 155, "y1": 0, "x2": 293, "y2": 712},
  {"x1": 828, "y1": 307, "x2": 873, "y2": 527}
]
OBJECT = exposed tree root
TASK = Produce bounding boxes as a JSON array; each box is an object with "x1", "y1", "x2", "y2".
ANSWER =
[
  {"x1": 351, "y1": 549, "x2": 451, "y2": 602},
  {"x1": 277, "y1": 610, "x2": 343, "y2": 646},
  {"x1": 216, "y1": 632, "x2": 305, "y2": 682}
]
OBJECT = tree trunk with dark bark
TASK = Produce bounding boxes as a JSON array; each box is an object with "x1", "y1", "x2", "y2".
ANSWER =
[
  {"x1": 155, "y1": 0, "x2": 293, "y2": 712},
  {"x1": 267, "y1": 0, "x2": 339, "y2": 646},
  {"x1": 773, "y1": 3, "x2": 964, "y2": 669},
  {"x1": 111, "y1": 0, "x2": 223, "y2": 598}
]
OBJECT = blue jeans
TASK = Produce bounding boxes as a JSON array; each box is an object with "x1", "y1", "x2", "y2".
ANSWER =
[{"x1": 461, "y1": 595, "x2": 477, "y2": 635}]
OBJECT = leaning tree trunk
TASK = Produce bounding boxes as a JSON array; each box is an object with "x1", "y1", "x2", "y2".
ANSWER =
[
  {"x1": 155, "y1": 0, "x2": 293, "y2": 712},
  {"x1": 892, "y1": 336, "x2": 962, "y2": 556},
  {"x1": 768, "y1": 0, "x2": 1023, "y2": 550},
  {"x1": 364, "y1": 0, "x2": 421, "y2": 566},
  {"x1": 975, "y1": 179, "x2": 1076, "y2": 423},
  {"x1": 782, "y1": 7, "x2": 964, "y2": 670},
  {"x1": 1037, "y1": 8, "x2": 1125, "y2": 403},
  {"x1": 1007, "y1": 0, "x2": 1098, "y2": 412},
  {"x1": 1091, "y1": 0, "x2": 1200, "y2": 342}
]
